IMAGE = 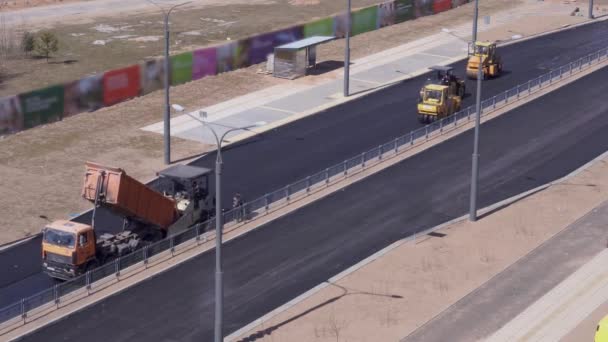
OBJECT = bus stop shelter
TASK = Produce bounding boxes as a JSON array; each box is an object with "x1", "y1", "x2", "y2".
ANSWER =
[{"x1": 272, "y1": 36, "x2": 335, "y2": 79}]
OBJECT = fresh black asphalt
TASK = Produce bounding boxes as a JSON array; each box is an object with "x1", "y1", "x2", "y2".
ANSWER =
[
  {"x1": 13, "y1": 55, "x2": 608, "y2": 342},
  {"x1": 2, "y1": 19, "x2": 608, "y2": 309}
]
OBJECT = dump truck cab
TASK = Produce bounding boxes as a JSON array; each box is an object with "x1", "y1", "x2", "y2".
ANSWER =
[
  {"x1": 466, "y1": 41, "x2": 502, "y2": 79},
  {"x1": 417, "y1": 84, "x2": 461, "y2": 124},
  {"x1": 429, "y1": 65, "x2": 466, "y2": 98},
  {"x1": 42, "y1": 220, "x2": 96, "y2": 279}
]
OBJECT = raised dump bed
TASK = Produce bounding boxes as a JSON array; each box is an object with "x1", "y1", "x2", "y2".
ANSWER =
[{"x1": 82, "y1": 161, "x2": 178, "y2": 230}]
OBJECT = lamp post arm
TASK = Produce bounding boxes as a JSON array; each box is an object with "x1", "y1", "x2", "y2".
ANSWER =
[{"x1": 167, "y1": 1, "x2": 191, "y2": 16}]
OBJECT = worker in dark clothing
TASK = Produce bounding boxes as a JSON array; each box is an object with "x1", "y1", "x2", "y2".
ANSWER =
[
  {"x1": 192, "y1": 181, "x2": 202, "y2": 210},
  {"x1": 233, "y1": 193, "x2": 243, "y2": 222},
  {"x1": 441, "y1": 74, "x2": 450, "y2": 86}
]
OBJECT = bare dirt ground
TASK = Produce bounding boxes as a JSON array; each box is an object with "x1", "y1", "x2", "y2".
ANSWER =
[{"x1": 0, "y1": 0, "x2": 382, "y2": 96}]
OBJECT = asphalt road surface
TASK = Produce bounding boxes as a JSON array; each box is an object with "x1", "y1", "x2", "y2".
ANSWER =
[
  {"x1": 13, "y1": 59, "x2": 608, "y2": 341},
  {"x1": 404, "y1": 194, "x2": 608, "y2": 342},
  {"x1": 1, "y1": 19, "x2": 608, "y2": 312}
]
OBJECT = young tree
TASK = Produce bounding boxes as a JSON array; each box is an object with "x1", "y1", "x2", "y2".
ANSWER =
[
  {"x1": 34, "y1": 31, "x2": 59, "y2": 62},
  {"x1": 21, "y1": 31, "x2": 34, "y2": 56}
]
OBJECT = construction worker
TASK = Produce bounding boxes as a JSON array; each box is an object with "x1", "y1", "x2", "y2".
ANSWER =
[
  {"x1": 192, "y1": 181, "x2": 201, "y2": 210},
  {"x1": 441, "y1": 73, "x2": 450, "y2": 86},
  {"x1": 233, "y1": 193, "x2": 243, "y2": 222}
]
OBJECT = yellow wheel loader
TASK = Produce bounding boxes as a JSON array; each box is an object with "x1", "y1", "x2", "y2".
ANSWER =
[
  {"x1": 466, "y1": 41, "x2": 503, "y2": 80},
  {"x1": 417, "y1": 84, "x2": 462, "y2": 124}
]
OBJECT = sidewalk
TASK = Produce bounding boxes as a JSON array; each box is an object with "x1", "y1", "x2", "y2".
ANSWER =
[
  {"x1": 486, "y1": 245, "x2": 608, "y2": 342},
  {"x1": 141, "y1": 33, "x2": 467, "y2": 144},
  {"x1": 141, "y1": 0, "x2": 590, "y2": 145}
]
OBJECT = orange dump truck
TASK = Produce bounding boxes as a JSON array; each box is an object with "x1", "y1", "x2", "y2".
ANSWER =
[{"x1": 42, "y1": 162, "x2": 214, "y2": 280}]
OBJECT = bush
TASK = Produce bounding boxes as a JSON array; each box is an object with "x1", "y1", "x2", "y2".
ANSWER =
[
  {"x1": 34, "y1": 31, "x2": 59, "y2": 62},
  {"x1": 21, "y1": 31, "x2": 35, "y2": 55}
]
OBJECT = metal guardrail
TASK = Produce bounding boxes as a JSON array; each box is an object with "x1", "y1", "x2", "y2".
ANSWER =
[{"x1": 1, "y1": 46, "x2": 607, "y2": 331}]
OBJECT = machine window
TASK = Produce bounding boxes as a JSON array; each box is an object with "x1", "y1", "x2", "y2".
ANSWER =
[
  {"x1": 476, "y1": 46, "x2": 489, "y2": 55},
  {"x1": 425, "y1": 90, "x2": 442, "y2": 101},
  {"x1": 79, "y1": 234, "x2": 88, "y2": 246},
  {"x1": 43, "y1": 228, "x2": 75, "y2": 248}
]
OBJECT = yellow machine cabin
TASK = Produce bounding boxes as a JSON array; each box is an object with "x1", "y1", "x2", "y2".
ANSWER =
[
  {"x1": 417, "y1": 84, "x2": 462, "y2": 124},
  {"x1": 466, "y1": 41, "x2": 503, "y2": 80}
]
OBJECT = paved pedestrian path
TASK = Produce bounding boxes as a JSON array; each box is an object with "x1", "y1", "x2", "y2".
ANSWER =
[{"x1": 486, "y1": 246, "x2": 608, "y2": 342}]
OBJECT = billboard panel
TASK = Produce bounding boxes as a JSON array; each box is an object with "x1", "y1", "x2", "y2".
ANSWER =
[
  {"x1": 414, "y1": 0, "x2": 434, "y2": 17},
  {"x1": 333, "y1": 12, "x2": 349, "y2": 38},
  {"x1": 395, "y1": 0, "x2": 415, "y2": 23},
  {"x1": 64, "y1": 74, "x2": 103, "y2": 117},
  {"x1": 303, "y1": 17, "x2": 334, "y2": 38},
  {"x1": 141, "y1": 58, "x2": 166, "y2": 95},
  {"x1": 216, "y1": 41, "x2": 237, "y2": 74},
  {"x1": 193, "y1": 47, "x2": 217, "y2": 80},
  {"x1": 171, "y1": 52, "x2": 193, "y2": 86},
  {"x1": 452, "y1": 0, "x2": 468, "y2": 6},
  {"x1": 433, "y1": 0, "x2": 452, "y2": 13},
  {"x1": 274, "y1": 25, "x2": 304, "y2": 46},
  {"x1": 233, "y1": 39, "x2": 251, "y2": 69},
  {"x1": 19, "y1": 85, "x2": 64, "y2": 129},
  {"x1": 351, "y1": 6, "x2": 379, "y2": 36},
  {"x1": 103, "y1": 65, "x2": 141, "y2": 106},
  {"x1": 248, "y1": 32, "x2": 274, "y2": 65},
  {"x1": 378, "y1": 2, "x2": 396, "y2": 28},
  {"x1": 0, "y1": 95, "x2": 23, "y2": 134}
]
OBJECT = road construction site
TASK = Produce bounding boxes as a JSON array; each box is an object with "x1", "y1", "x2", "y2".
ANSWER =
[{"x1": 2, "y1": 0, "x2": 608, "y2": 341}]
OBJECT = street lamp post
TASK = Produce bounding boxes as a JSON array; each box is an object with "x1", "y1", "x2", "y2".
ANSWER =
[
  {"x1": 148, "y1": 0, "x2": 191, "y2": 165},
  {"x1": 589, "y1": 0, "x2": 594, "y2": 19},
  {"x1": 469, "y1": 53, "x2": 483, "y2": 222},
  {"x1": 469, "y1": 0, "x2": 482, "y2": 222},
  {"x1": 344, "y1": 0, "x2": 352, "y2": 97},
  {"x1": 472, "y1": 0, "x2": 478, "y2": 42},
  {"x1": 172, "y1": 104, "x2": 264, "y2": 342}
]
